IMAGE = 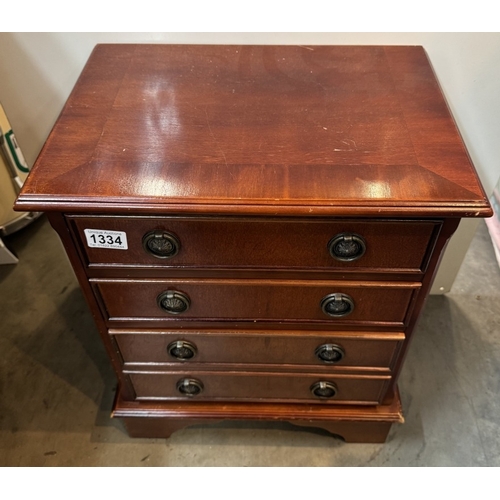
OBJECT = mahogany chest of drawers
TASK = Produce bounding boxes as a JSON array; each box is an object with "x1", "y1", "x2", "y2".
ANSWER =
[{"x1": 15, "y1": 44, "x2": 491, "y2": 442}]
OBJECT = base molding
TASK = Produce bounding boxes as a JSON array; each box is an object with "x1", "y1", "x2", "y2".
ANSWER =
[{"x1": 112, "y1": 387, "x2": 403, "y2": 443}]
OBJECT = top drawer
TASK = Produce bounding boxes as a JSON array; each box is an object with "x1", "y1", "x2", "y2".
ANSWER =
[{"x1": 68, "y1": 216, "x2": 439, "y2": 274}]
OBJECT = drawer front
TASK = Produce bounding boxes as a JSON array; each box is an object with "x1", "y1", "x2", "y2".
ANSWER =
[
  {"x1": 113, "y1": 329, "x2": 404, "y2": 370},
  {"x1": 70, "y1": 216, "x2": 438, "y2": 272},
  {"x1": 94, "y1": 279, "x2": 418, "y2": 326},
  {"x1": 126, "y1": 371, "x2": 391, "y2": 404}
]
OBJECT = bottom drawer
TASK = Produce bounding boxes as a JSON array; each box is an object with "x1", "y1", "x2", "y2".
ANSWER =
[{"x1": 126, "y1": 370, "x2": 392, "y2": 405}]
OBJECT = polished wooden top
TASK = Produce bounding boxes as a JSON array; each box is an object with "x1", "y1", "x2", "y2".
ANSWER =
[{"x1": 16, "y1": 44, "x2": 491, "y2": 216}]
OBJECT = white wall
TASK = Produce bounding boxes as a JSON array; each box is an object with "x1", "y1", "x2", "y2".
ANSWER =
[{"x1": 1, "y1": 33, "x2": 499, "y2": 292}]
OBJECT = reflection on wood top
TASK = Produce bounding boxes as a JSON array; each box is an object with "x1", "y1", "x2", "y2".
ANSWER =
[{"x1": 16, "y1": 44, "x2": 492, "y2": 216}]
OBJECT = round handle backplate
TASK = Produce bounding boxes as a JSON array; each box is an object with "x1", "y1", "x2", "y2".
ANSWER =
[
  {"x1": 310, "y1": 381, "x2": 338, "y2": 399},
  {"x1": 176, "y1": 378, "x2": 204, "y2": 397},
  {"x1": 328, "y1": 233, "x2": 366, "y2": 262},
  {"x1": 315, "y1": 343, "x2": 345, "y2": 364},
  {"x1": 157, "y1": 290, "x2": 191, "y2": 315},
  {"x1": 143, "y1": 230, "x2": 180, "y2": 258},
  {"x1": 167, "y1": 340, "x2": 198, "y2": 361},
  {"x1": 320, "y1": 293, "x2": 354, "y2": 318}
]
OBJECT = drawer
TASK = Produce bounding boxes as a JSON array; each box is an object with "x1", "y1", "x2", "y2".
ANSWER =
[
  {"x1": 113, "y1": 329, "x2": 404, "y2": 371},
  {"x1": 94, "y1": 278, "x2": 419, "y2": 326},
  {"x1": 125, "y1": 370, "x2": 392, "y2": 404},
  {"x1": 69, "y1": 216, "x2": 439, "y2": 273}
]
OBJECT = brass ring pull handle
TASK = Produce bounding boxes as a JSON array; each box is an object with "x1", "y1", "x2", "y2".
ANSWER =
[
  {"x1": 157, "y1": 290, "x2": 191, "y2": 315},
  {"x1": 320, "y1": 293, "x2": 354, "y2": 317},
  {"x1": 315, "y1": 343, "x2": 345, "y2": 364},
  {"x1": 167, "y1": 340, "x2": 198, "y2": 361},
  {"x1": 310, "y1": 381, "x2": 338, "y2": 399},
  {"x1": 176, "y1": 378, "x2": 204, "y2": 397},
  {"x1": 328, "y1": 233, "x2": 366, "y2": 262},
  {"x1": 142, "y1": 230, "x2": 180, "y2": 258}
]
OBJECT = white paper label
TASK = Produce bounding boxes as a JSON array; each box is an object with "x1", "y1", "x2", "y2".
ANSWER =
[{"x1": 84, "y1": 229, "x2": 128, "y2": 250}]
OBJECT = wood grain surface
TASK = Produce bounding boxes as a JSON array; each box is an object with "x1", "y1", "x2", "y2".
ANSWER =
[{"x1": 15, "y1": 45, "x2": 492, "y2": 217}]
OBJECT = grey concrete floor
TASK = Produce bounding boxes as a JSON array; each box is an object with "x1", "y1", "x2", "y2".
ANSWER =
[{"x1": 1, "y1": 216, "x2": 499, "y2": 466}]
